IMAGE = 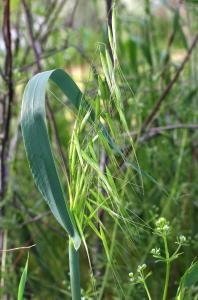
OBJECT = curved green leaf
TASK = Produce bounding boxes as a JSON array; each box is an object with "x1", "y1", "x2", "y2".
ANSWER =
[{"x1": 21, "y1": 69, "x2": 82, "y2": 250}]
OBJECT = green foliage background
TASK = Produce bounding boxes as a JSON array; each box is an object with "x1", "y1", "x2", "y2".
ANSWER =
[{"x1": 0, "y1": 0, "x2": 198, "y2": 299}]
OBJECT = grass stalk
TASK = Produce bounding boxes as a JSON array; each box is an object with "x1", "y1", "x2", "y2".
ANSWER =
[
  {"x1": 142, "y1": 278, "x2": 152, "y2": 300},
  {"x1": 162, "y1": 236, "x2": 170, "y2": 300},
  {"x1": 98, "y1": 220, "x2": 118, "y2": 300},
  {"x1": 69, "y1": 238, "x2": 81, "y2": 300}
]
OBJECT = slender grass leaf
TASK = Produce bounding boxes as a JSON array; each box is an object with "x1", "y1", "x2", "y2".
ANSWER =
[{"x1": 18, "y1": 254, "x2": 29, "y2": 300}]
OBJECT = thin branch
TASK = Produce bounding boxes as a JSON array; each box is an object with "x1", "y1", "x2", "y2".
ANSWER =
[
  {"x1": 39, "y1": 0, "x2": 67, "y2": 44},
  {"x1": 16, "y1": 43, "x2": 97, "y2": 74},
  {"x1": 141, "y1": 32, "x2": 198, "y2": 131},
  {"x1": 0, "y1": 244, "x2": 36, "y2": 252},
  {"x1": 14, "y1": 193, "x2": 65, "y2": 237},
  {"x1": 18, "y1": 211, "x2": 50, "y2": 227},
  {"x1": 1, "y1": 4, "x2": 14, "y2": 297},
  {"x1": 37, "y1": 0, "x2": 58, "y2": 37},
  {"x1": 67, "y1": 0, "x2": 79, "y2": 27},
  {"x1": 140, "y1": 124, "x2": 198, "y2": 142},
  {"x1": 20, "y1": 0, "x2": 66, "y2": 67},
  {"x1": 18, "y1": 42, "x2": 68, "y2": 72},
  {"x1": 1, "y1": 0, "x2": 14, "y2": 198},
  {"x1": 0, "y1": 67, "x2": 6, "y2": 82},
  {"x1": 13, "y1": 8, "x2": 21, "y2": 57},
  {"x1": 22, "y1": 0, "x2": 42, "y2": 70},
  {"x1": 124, "y1": 124, "x2": 198, "y2": 143}
]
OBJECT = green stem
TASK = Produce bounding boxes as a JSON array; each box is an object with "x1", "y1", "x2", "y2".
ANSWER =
[
  {"x1": 98, "y1": 220, "x2": 118, "y2": 300},
  {"x1": 142, "y1": 280, "x2": 152, "y2": 300},
  {"x1": 162, "y1": 236, "x2": 170, "y2": 300},
  {"x1": 69, "y1": 238, "x2": 81, "y2": 300}
]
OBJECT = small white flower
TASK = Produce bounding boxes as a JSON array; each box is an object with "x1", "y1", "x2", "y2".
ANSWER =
[
  {"x1": 137, "y1": 264, "x2": 147, "y2": 273},
  {"x1": 163, "y1": 224, "x2": 170, "y2": 232},
  {"x1": 151, "y1": 248, "x2": 160, "y2": 255},
  {"x1": 179, "y1": 235, "x2": 186, "y2": 243},
  {"x1": 129, "y1": 277, "x2": 134, "y2": 282},
  {"x1": 156, "y1": 217, "x2": 167, "y2": 228},
  {"x1": 155, "y1": 217, "x2": 170, "y2": 234}
]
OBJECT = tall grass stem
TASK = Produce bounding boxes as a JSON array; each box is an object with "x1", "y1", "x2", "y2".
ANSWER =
[
  {"x1": 69, "y1": 238, "x2": 81, "y2": 300},
  {"x1": 162, "y1": 236, "x2": 170, "y2": 300},
  {"x1": 142, "y1": 279, "x2": 152, "y2": 300}
]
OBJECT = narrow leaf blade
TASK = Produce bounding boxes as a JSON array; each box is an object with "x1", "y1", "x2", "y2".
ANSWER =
[{"x1": 18, "y1": 254, "x2": 29, "y2": 300}]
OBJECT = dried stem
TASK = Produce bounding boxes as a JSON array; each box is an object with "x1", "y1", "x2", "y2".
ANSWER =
[
  {"x1": 0, "y1": 0, "x2": 14, "y2": 198},
  {"x1": 1, "y1": 2, "x2": 14, "y2": 295},
  {"x1": 124, "y1": 124, "x2": 198, "y2": 142}
]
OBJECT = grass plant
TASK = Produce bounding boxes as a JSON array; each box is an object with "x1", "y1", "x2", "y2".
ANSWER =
[{"x1": 1, "y1": 1, "x2": 196, "y2": 299}]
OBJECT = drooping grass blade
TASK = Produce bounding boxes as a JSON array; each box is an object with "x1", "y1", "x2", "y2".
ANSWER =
[{"x1": 21, "y1": 69, "x2": 82, "y2": 250}]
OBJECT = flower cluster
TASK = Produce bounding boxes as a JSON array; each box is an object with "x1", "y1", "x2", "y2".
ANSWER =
[
  {"x1": 155, "y1": 217, "x2": 170, "y2": 235},
  {"x1": 150, "y1": 247, "x2": 161, "y2": 258},
  {"x1": 179, "y1": 235, "x2": 186, "y2": 243},
  {"x1": 176, "y1": 234, "x2": 187, "y2": 246},
  {"x1": 137, "y1": 264, "x2": 147, "y2": 273},
  {"x1": 129, "y1": 264, "x2": 151, "y2": 284}
]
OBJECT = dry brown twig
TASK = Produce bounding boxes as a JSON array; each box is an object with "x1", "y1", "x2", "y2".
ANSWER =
[
  {"x1": 123, "y1": 124, "x2": 198, "y2": 142},
  {"x1": 1, "y1": 0, "x2": 14, "y2": 198},
  {"x1": 0, "y1": 244, "x2": 36, "y2": 253},
  {"x1": 1, "y1": 3, "x2": 14, "y2": 294}
]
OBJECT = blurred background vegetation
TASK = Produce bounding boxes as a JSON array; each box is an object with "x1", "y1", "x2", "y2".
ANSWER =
[{"x1": 0, "y1": 0, "x2": 198, "y2": 299}]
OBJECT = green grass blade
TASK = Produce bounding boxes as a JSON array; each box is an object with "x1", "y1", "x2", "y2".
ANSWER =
[
  {"x1": 21, "y1": 69, "x2": 82, "y2": 250},
  {"x1": 18, "y1": 254, "x2": 29, "y2": 300}
]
